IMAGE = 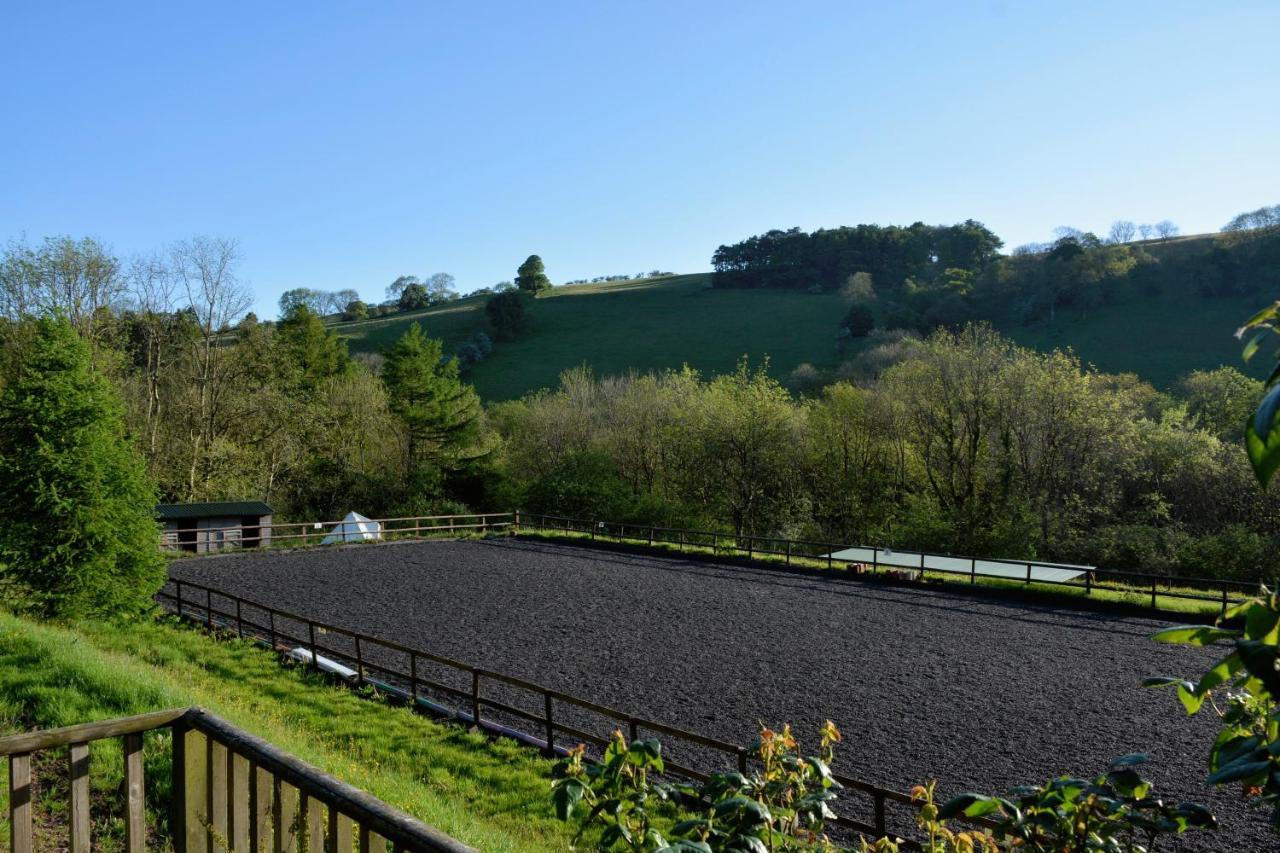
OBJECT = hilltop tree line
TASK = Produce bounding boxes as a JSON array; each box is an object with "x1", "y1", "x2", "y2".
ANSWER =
[{"x1": 716, "y1": 209, "x2": 1280, "y2": 337}]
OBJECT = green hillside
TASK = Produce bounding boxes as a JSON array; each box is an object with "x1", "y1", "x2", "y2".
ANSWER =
[
  {"x1": 329, "y1": 234, "x2": 1272, "y2": 401},
  {"x1": 336, "y1": 274, "x2": 849, "y2": 400},
  {"x1": 1002, "y1": 291, "x2": 1262, "y2": 387}
]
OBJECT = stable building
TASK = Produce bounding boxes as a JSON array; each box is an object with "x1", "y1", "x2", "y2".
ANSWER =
[{"x1": 157, "y1": 501, "x2": 273, "y2": 553}]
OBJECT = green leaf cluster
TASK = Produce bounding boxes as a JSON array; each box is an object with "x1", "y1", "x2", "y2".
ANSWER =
[
  {"x1": 1237, "y1": 302, "x2": 1280, "y2": 486},
  {"x1": 1147, "y1": 588, "x2": 1280, "y2": 828},
  {"x1": 553, "y1": 722, "x2": 844, "y2": 852},
  {"x1": 936, "y1": 755, "x2": 1213, "y2": 851}
]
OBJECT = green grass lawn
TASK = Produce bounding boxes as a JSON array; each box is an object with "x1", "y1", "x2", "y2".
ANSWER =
[
  {"x1": 0, "y1": 610, "x2": 575, "y2": 852},
  {"x1": 1002, "y1": 291, "x2": 1264, "y2": 388}
]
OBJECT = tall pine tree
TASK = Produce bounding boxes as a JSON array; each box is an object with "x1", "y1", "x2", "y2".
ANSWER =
[
  {"x1": 0, "y1": 317, "x2": 165, "y2": 617},
  {"x1": 381, "y1": 323, "x2": 483, "y2": 487}
]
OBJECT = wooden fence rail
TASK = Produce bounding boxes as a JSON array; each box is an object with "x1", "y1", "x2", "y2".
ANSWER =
[
  {"x1": 1, "y1": 707, "x2": 472, "y2": 853},
  {"x1": 160, "y1": 512, "x2": 513, "y2": 553},
  {"x1": 157, "y1": 577, "x2": 982, "y2": 849},
  {"x1": 515, "y1": 512, "x2": 1264, "y2": 615}
]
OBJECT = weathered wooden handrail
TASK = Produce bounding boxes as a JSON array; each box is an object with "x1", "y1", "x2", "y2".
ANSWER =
[
  {"x1": 0, "y1": 708, "x2": 189, "y2": 756},
  {"x1": 5, "y1": 706, "x2": 473, "y2": 852}
]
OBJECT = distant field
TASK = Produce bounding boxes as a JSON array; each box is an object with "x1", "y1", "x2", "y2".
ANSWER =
[
  {"x1": 1003, "y1": 292, "x2": 1262, "y2": 388},
  {"x1": 328, "y1": 236, "x2": 1265, "y2": 401},
  {"x1": 334, "y1": 274, "x2": 849, "y2": 400}
]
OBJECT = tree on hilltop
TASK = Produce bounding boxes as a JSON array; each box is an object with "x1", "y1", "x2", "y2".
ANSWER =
[{"x1": 516, "y1": 255, "x2": 551, "y2": 295}]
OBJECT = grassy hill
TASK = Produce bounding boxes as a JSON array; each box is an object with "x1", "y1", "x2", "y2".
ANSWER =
[
  {"x1": 329, "y1": 234, "x2": 1272, "y2": 401},
  {"x1": 335, "y1": 274, "x2": 849, "y2": 400}
]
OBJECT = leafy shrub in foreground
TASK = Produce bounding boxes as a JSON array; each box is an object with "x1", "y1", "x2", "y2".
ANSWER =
[
  {"x1": 886, "y1": 755, "x2": 1214, "y2": 852},
  {"x1": 554, "y1": 722, "x2": 843, "y2": 851},
  {"x1": 1147, "y1": 586, "x2": 1280, "y2": 828},
  {"x1": 553, "y1": 724, "x2": 1213, "y2": 852}
]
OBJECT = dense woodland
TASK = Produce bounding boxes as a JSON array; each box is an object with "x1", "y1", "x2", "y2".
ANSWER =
[
  {"x1": 713, "y1": 217, "x2": 1280, "y2": 336},
  {"x1": 2, "y1": 217, "x2": 1279, "y2": 582}
]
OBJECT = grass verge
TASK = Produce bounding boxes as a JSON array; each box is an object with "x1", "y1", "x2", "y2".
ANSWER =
[
  {"x1": 512, "y1": 528, "x2": 1235, "y2": 620},
  {"x1": 0, "y1": 609, "x2": 575, "y2": 852}
]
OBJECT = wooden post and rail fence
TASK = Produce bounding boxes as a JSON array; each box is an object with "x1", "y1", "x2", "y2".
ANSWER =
[
  {"x1": 159, "y1": 512, "x2": 514, "y2": 553},
  {"x1": 156, "y1": 577, "x2": 988, "y2": 849},
  {"x1": 2, "y1": 706, "x2": 472, "y2": 853},
  {"x1": 163, "y1": 508, "x2": 1260, "y2": 616},
  {"x1": 514, "y1": 512, "x2": 1263, "y2": 616}
]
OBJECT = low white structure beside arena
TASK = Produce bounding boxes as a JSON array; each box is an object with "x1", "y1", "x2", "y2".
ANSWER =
[{"x1": 824, "y1": 546, "x2": 1092, "y2": 583}]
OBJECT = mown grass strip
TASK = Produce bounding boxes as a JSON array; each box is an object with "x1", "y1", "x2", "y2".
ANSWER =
[
  {"x1": 0, "y1": 609, "x2": 575, "y2": 852},
  {"x1": 514, "y1": 527, "x2": 1234, "y2": 619}
]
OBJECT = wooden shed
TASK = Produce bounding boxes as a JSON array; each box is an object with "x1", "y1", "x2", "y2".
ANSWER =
[{"x1": 157, "y1": 501, "x2": 273, "y2": 553}]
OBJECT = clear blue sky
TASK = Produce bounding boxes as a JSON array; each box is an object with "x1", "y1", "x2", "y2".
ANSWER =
[{"x1": 3, "y1": 1, "x2": 1277, "y2": 318}]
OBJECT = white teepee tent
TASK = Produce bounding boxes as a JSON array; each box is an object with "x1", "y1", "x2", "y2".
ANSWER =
[{"x1": 321, "y1": 511, "x2": 382, "y2": 544}]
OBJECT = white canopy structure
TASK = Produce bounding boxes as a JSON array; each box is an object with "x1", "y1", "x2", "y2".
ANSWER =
[
  {"x1": 321, "y1": 511, "x2": 382, "y2": 545},
  {"x1": 824, "y1": 546, "x2": 1091, "y2": 583}
]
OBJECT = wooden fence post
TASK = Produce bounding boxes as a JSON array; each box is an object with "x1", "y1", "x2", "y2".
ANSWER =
[
  {"x1": 544, "y1": 693, "x2": 554, "y2": 756},
  {"x1": 10, "y1": 752, "x2": 32, "y2": 853}
]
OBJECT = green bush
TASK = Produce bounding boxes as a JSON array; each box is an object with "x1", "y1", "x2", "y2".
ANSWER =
[{"x1": 486, "y1": 290, "x2": 533, "y2": 341}]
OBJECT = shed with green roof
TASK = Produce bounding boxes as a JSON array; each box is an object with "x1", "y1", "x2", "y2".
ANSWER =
[{"x1": 157, "y1": 501, "x2": 273, "y2": 553}]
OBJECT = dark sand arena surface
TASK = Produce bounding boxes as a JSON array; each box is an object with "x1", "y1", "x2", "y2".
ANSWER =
[{"x1": 167, "y1": 538, "x2": 1271, "y2": 849}]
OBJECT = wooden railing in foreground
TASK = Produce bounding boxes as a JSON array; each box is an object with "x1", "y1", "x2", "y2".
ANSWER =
[
  {"x1": 516, "y1": 512, "x2": 1263, "y2": 614},
  {"x1": 159, "y1": 578, "x2": 978, "y2": 849},
  {"x1": 1, "y1": 706, "x2": 472, "y2": 853}
]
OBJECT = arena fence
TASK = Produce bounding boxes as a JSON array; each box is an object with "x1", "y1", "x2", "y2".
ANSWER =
[
  {"x1": 159, "y1": 512, "x2": 514, "y2": 552},
  {"x1": 157, "y1": 577, "x2": 976, "y2": 849},
  {"x1": 515, "y1": 512, "x2": 1263, "y2": 615},
  {"x1": 163, "y1": 508, "x2": 1261, "y2": 616}
]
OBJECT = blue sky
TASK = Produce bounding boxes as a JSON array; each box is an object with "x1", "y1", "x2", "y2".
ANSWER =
[{"x1": 3, "y1": 1, "x2": 1277, "y2": 318}]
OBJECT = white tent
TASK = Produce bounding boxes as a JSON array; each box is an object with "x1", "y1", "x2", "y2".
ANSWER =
[{"x1": 321, "y1": 511, "x2": 382, "y2": 545}]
